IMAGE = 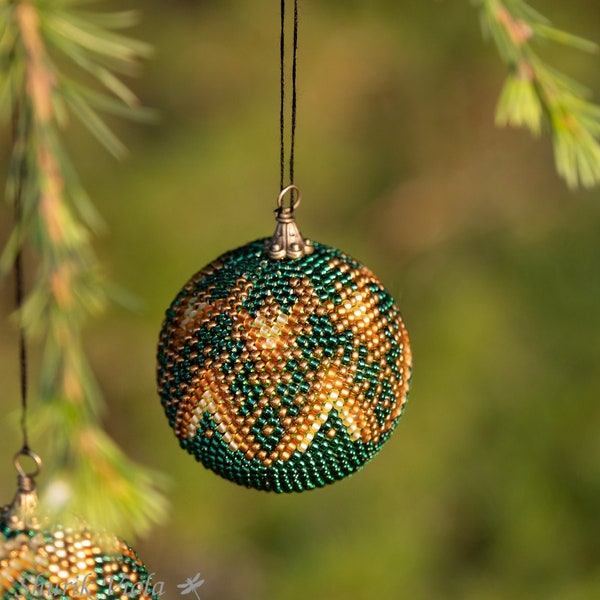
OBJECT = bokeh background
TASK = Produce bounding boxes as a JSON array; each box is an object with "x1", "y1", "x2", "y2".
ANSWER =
[{"x1": 1, "y1": 1, "x2": 600, "y2": 598}]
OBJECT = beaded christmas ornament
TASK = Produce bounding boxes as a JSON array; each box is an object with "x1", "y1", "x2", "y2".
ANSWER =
[
  {"x1": 0, "y1": 526, "x2": 158, "y2": 600},
  {"x1": 157, "y1": 188, "x2": 412, "y2": 492},
  {"x1": 157, "y1": 1, "x2": 412, "y2": 492},
  {"x1": 0, "y1": 450, "x2": 160, "y2": 600}
]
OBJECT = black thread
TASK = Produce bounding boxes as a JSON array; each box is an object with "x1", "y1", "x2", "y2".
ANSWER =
[
  {"x1": 280, "y1": 0, "x2": 299, "y2": 194},
  {"x1": 11, "y1": 92, "x2": 30, "y2": 453},
  {"x1": 290, "y1": 0, "x2": 299, "y2": 188},
  {"x1": 280, "y1": 0, "x2": 286, "y2": 192}
]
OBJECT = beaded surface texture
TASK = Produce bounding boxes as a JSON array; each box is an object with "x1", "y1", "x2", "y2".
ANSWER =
[
  {"x1": 157, "y1": 239, "x2": 412, "y2": 492},
  {"x1": 0, "y1": 520, "x2": 157, "y2": 599}
]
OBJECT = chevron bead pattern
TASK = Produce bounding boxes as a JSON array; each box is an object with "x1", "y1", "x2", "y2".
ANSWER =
[{"x1": 157, "y1": 240, "x2": 412, "y2": 492}]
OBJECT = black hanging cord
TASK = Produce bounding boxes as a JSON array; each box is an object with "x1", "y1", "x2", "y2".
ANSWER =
[
  {"x1": 280, "y1": 0, "x2": 300, "y2": 193},
  {"x1": 11, "y1": 92, "x2": 31, "y2": 454},
  {"x1": 279, "y1": 0, "x2": 286, "y2": 191},
  {"x1": 290, "y1": 0, "x2": 299, "y2": 187}
]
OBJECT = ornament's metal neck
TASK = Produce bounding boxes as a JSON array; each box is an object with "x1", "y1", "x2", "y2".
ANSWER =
[
  {"x1": 265, "y1": 185, "x2": 314, "y2": 260},
  {"x1": 2, "y1": 448, "x2": 42, "y2": 530}
]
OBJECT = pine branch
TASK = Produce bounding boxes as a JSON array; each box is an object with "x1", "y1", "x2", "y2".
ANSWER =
[
  {"x1": 474, "y1": 0, "x2": 600, "y2": 189},
  {"x1": 0, "y1": 0, "x2": 166, "y2": 538}
]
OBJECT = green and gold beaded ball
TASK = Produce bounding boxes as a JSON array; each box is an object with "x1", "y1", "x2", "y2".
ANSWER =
[
  {"x1": 157, "y1": 239, "x2": 412, "y2": 492},
  {"x1": 0, "y1": 520, "x2": 159, "y2": 599}
]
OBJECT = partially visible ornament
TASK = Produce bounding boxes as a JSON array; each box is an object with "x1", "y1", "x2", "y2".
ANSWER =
[
  {"x1": 157, "y1": 187, "x2": 412, "y2": 493},
  {"x1": 0, "y1": 450, "x2": 160, "y2": 599}
]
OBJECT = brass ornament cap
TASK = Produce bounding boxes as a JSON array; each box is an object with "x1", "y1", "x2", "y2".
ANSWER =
[
  {"x1": 1, "y1": 449, "x2": 42, "y2": 531},
  {"x1": 157, "y1": 239, "x2": 412, "y2": 492},
  {"x1": 264, "y1": 185, "x2": 314, "y2": 260}
]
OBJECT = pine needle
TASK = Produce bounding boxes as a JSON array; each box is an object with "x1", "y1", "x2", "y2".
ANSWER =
[
  {"x1": 0, "y1": 0, "x2": 167, "y2": 538},
  {"x1": 474, "y1": 0, "x2": 600, "y2": 189}
]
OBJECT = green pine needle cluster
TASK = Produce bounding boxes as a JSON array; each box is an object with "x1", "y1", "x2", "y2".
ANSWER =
[
  {"x1": 0, "y1": 0, "x2": 165, "y2": 538},
  {"x1": 475, "y1": 0, "x2": 600, "y2": 189}
]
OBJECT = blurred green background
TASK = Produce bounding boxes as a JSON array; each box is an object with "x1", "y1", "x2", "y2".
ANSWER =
[{"x1": 2, "y1": 1, "x2": 600, "y2": 598}]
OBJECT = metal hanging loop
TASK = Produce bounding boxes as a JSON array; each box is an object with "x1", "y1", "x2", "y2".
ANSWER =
[
  {"x1": 14, "y1": 447, "x2": 42, "y2": 481},
  {"x1": 278, "y1": 184, "x2": 302, "y2": 212},
  {"x1": 265, "y1": 185, "x2": 314, "y2": 260},
  {"x1": 1, "y1": 448, "x2": 42, "y2": 530}
]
